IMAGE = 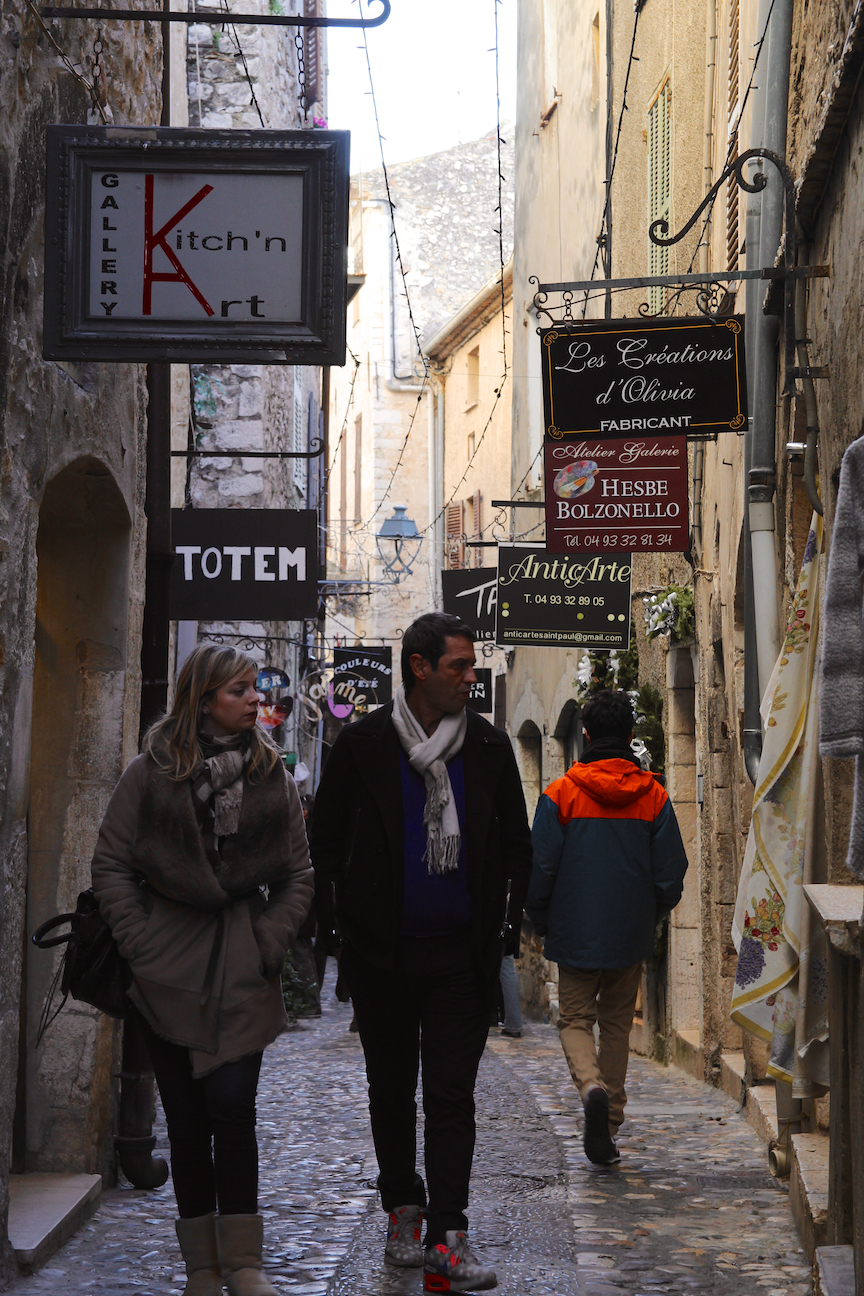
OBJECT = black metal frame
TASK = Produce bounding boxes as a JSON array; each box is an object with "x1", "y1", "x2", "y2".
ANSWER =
[
  {"x1": 41, "y1": 0, "x2": 389, "y2": 27},
  {"x1": 531, "y1": 149, "x2": 826, "y2": 400},
  {"x1": 43, "y1": 126, "x2": 349, "y2": 364}
]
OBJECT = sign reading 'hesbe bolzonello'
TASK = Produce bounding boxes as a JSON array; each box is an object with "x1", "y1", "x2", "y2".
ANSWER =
[
  {"x1": 44, "y1": 126, "x2": 349, "y2": 364},
  {"x1": 544, "y1": 436, "x2": 689, "y2": 553},
  {"x1": 496, "y1": 545, "x2": 632, "y2": 650},
  {"x1": 541, "y1": 316, "x2": 747, "y2": 441}
]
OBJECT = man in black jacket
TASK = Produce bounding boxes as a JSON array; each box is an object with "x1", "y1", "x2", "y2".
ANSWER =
[{"x1": 311, "y1": 613, "x2": 532, "y2": 1293}]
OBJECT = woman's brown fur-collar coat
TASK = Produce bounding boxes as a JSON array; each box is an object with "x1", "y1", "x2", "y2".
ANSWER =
[{"x1": 91, "y1": 753, "x2": 313, "y2": 1077}]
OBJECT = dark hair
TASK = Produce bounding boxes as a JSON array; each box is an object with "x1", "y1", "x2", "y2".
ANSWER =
[
  {"x1": 401, "y1": 612, "x2": 475, "y2": 694},
  {"x1": 581, "y1": 689, "x2": 634, "y2": 741}
]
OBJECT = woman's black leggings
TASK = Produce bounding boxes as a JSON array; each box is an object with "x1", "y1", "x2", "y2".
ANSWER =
[{"x1": 134, "y1": 1009, "x2": 263, "y2": 1218}]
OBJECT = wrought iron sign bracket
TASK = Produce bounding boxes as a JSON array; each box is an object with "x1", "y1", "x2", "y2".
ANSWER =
[
  {"x1": 532, "y1": 148, "x2": 828, "y2": 399},
  {"x1": 171, "y1": 439, "x2": 325, "y2": 461},
  {"x1": 40, "y1": 0, "x2": 389, "y2": 28}
]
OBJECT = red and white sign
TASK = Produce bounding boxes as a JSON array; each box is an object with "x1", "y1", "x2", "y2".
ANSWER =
[
  {"x1": 89, "y1": 169, "x2": 304, "y2": 322},
  {"x1": 544, "y1": 437, "x2": 689, "y2": 554}
]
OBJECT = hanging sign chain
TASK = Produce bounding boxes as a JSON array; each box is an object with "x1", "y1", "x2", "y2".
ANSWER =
[
  {"x1": 91, "y1": 18, "x2": 105, "y2": 105},
  {"x1": 294, "y1": 28, "x2": 307, "y2": 122}
]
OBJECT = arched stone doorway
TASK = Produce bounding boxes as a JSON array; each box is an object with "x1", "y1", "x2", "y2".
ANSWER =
[
  {"x1": 15, "y1": 458, "x2": 132, "y2": 1175},
  {"x1": 516, "y1": 719, "x2": 543, "y2": 822}
]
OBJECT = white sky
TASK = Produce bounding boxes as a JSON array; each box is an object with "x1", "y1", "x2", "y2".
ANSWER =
[{"x1": 324, "y1": 0, "x2": 517, "y2": 170}]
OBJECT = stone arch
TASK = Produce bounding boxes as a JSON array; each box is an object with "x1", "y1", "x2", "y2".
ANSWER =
[
  {"x1": 17, "y1": 456, "x2": 132, "y2": 1175},
  {"x1": 510, "y1": 682, "x2": 547, "y2": 818}
]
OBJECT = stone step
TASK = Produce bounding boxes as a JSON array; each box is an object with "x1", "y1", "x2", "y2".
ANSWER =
[
  {"x1": 8, "y1": 1172, "x2": 102, "y2": 1272},
  {"x1": 814, "y1": 1245, "x2": 855, "y2": 1296}
]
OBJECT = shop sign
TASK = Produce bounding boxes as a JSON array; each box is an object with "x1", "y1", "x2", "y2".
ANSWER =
[
  {"x1": 544, "y1": 436, "x2": 689, "y2": 553},
  {"x1": 541, "y1": 316, "x2": 746, "y2": 441},
  {"x1": 44, "y1": 126, "x2": 349, "y2": 364},
  {"x1": 332, "y1": 647, "x2": 393, "y2": 707},
  {"x1": 169, "y1": 509, "x2": 318, "y2": 620},
  {"x1": 466, "y1": 668, "x2": 493, "y2": 714},
  {"x1": 441, "y1": 568, "x2": 497, "y2": 640},
  {"x1": 496, "y1": 545, "x2": 632, "y2": 650}
]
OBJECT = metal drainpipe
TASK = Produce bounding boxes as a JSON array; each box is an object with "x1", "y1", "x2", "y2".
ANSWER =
[
  {"x1": 793, "y1": 238, "x2": 823, "y2": 516},
  {"x1": 748, "y1": 0, "x2": 794, "y2": 697},
  {"x1": 741, "y1": 0, "x2": 769, "y2": 785}
]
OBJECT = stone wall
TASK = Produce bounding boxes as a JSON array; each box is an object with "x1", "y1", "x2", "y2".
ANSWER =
[{"x1": 0, "y1": 5, "x2": 162, "y2": 1280}]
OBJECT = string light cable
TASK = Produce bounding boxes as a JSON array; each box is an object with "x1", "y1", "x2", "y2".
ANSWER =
[
  {"x1": 580, "y1": 2, "x2": 644, "y2": 318},
  {"x1": 423, "y1": 0, "x2": 511, "y2": 541},
  {"x1": 216, "y1": 0, "x2": 267, "y2": 128}
]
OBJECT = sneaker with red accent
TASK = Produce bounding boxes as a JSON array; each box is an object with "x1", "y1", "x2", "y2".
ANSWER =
[
  {"x1": 423, "y1": 1230, "x2": 498, "y2": 1292},
  {"x1": 384, "y1": 1204, "x2": 424, "y2": 1267}
]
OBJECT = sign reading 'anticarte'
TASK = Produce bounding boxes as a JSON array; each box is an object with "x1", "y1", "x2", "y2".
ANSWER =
[
  {"x1": 544, "y1": 436, "x2": 689, "y2": 553},
  {"x1": 169, "y1": 509, "x2": 318, "y2": 620},
  {"x1": 541, "y1": 317, "x2": 747, "y2": 441},
  {"x1": 495, "y1": 545, "x2": 632, "y2": 650},
  {"x1": 44, "y1": 126, "x2": 349, "y2": 364}
]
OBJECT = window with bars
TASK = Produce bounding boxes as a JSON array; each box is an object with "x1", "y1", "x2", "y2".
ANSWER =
[
  {"x1": 726, "y1": 0, "x2": 741, "y2": 271},
  {"x1": 647, "y1": 77, "x2": 671, "y2": 314},
  {"x1": 445, "y1": 500, "x2": 466, "y2": 570}
]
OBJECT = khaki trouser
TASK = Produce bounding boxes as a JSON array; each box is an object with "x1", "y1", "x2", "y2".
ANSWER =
[{"x1": 557, "y1": 962, "x2": 643, "y2": 1133}]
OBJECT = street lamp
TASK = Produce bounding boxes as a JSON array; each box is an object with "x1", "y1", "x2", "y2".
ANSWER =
[{"x1": 375, "y1": 505, "x2": 423, "y2": 584}]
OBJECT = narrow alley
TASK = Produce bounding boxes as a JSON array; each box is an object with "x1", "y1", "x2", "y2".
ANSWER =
[{"x1": 11, "y1": 974, "x2": 810, "y2": 1296}]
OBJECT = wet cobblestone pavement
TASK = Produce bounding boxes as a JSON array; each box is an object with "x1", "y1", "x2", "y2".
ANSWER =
[{"x1": 11, "y1": 967, "x2": 812, "y2": 1295}]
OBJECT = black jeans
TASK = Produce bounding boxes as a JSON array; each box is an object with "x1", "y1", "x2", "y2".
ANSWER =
[
  {"x1": 134, "y1": 1009, "x2": 262, "y2": 1218},
  {"x1": 341, "y1": 932, "x2": 490, "y2": 1246}
]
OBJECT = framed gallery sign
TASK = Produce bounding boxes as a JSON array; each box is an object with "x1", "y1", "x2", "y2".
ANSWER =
[
  {"x1": 544, "y1": 436, "x2": 689, "y2": 553},
  {"x1": 169, "y1": 509, "x2": 318, "y2": 620},
  {"x1": 44, "y1": 126, "x2": 349, "y2": 364},
  {"x1": 495, "y1": 545, "x2": 632, "y2": 650},
  {"x1": 441, "y1": 568, "x2": 497, "y2": 641},
  {"x1": 541, "y1": 317, "x2": 746, "y2": 441},
  {"x1": 333, "y1": 647, "x2": 393, "y2": 706}
]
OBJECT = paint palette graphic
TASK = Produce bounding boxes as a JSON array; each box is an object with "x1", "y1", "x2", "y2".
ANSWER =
[{"x1": 553, "y1": 459, "x2": 599, "y2": 498}]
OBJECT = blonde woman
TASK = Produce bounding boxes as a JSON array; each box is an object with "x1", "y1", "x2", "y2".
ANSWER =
[{"x1": 92, "y1": 645, "x2": 313, "y2": 1296}]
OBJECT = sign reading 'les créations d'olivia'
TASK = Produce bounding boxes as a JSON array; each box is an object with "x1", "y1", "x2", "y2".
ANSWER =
[
  {"x1": 544, "y1": 436, "x2": 689, "y2": 553},
  {"x1": 496, "y1": 545, "x2": 631, "y2": 650},
  {"x1": 541, "y1": 317, "x2": 747, "y2": 440},
  {"x1": 43, "y1": 126, "x2": 349, "y2": 364}
]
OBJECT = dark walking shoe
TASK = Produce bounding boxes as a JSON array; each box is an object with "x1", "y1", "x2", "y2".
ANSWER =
[
  {"x1": 384, "y1": 1204, "x2": 423, "y2": 1267},
  {"x1": 500, "y1": 1029, "x2": 522, "y2": 1039},
  {"x1": 423, "y1": 1231, "x2": 498, "y2": 1292},
  {"x1": 583, "y1": 1086, "x2": 619, "y2": 1165}
]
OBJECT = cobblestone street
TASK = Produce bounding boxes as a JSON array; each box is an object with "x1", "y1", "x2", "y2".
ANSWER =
[{"x1": 11, "y1": 969, "x2": 812, "y2": 1296}]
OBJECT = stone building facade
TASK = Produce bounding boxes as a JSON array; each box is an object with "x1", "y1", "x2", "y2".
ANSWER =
[
  {"x1": 0, "y1": 5, "x2": 163, "y2": 1281},
  {"x1": 324, "y1": 135, "x2": 514, "y2": 679}
]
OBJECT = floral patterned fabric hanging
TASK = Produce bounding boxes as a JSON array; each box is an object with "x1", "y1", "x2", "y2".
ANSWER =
[{"x1": 730, "y1": 513, "x2": 829, "y2": 1094}]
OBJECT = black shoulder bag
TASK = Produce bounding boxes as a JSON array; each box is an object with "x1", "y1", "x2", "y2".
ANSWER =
[{"x1": 32, "y1": 887, "x2": 131, "y2": 1043}]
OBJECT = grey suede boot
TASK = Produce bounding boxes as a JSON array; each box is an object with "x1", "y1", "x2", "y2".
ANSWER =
[
  {"x1": 215, "y1": 1214, "x2": 279, "y2": 1296},
  {"x1": 175, "y1": 1213, "x2": 223, "y2": 1295}
]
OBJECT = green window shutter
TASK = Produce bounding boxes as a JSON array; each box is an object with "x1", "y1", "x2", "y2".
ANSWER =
[{"x1": 647, "y1": 79, "x2": 671, "y2": 313}]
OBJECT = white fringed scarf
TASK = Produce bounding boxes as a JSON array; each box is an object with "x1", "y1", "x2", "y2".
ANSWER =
[{"x1": 391, "y1": 684, "x2": 467, "y2": 875}]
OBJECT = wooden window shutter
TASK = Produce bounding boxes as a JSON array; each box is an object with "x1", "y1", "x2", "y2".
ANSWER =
[
  {"x1": 726, "y1": 0, "x2": 741, "y2": 271},
  {"x1": 445, "y1": 500, "x2": 466, "y2": 570},
  {"x1": 471, "y1": 490, "x2": 483, "y2": 567},
  {"x1": 647, "y1": 78, "x2": 671, "y2": 314},
  {"x1": 303, "y1": 0, "x2": 323, "y2": 110}
]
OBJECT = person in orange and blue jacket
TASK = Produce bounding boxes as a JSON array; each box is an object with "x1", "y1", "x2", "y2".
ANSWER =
[{"x1": 525, "y1": 688, "x2": 688, "y2": 1167}]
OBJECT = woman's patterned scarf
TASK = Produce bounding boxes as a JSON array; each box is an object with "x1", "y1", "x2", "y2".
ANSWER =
[{"x1": 191, "y1": 732, "x2": 252, "y2": 869}]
